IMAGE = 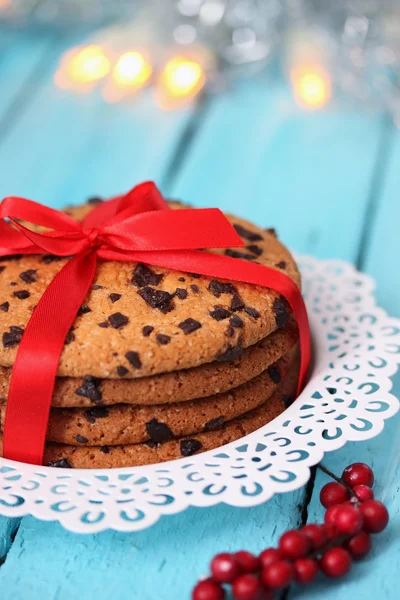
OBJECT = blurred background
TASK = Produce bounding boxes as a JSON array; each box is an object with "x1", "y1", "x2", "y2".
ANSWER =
[{"x1": 0, "y1": 0, "x2": 399, "y2": 302}]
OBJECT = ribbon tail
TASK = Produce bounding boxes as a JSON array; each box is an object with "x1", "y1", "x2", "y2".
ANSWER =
[{"x1": 3, "y1": 251, "x2": 98, "y2": 465}]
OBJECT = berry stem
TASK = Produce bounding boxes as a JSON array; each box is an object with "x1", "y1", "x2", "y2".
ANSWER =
[{"x1": 317, "y1": 464, "x2": 354, "y2": 496}]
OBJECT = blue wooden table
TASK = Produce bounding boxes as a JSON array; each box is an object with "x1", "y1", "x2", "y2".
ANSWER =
[{"x1": 0, "y1": 26, "x2": 399, "y2": 600}]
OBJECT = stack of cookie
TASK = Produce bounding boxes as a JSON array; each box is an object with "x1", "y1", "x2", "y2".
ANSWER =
[{"x1": 0, "y1": 201, "x2": 300, "y2": 468}]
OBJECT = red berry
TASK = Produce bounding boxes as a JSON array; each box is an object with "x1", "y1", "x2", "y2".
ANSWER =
[
  {"x1": 353, "y1": 484, "x2": 374, "y2": 503},
  {"x1": 345, "y1": 531, "x2": 372, "y2": 560},
  {"x1": 232, "y1": 574, "x2": 263, "y2": 600},
  {"x1": 259, "y1": 548, "x2": 283, "y2": 569},
  {"x1": 360, "y1": 500, "x2": 389, "y2": 533},
  {"x1": 279, "y1": 530, "x2": 310, "y2": 559},
  {"x1": 293, "y1": 558, "x2": 319, "y2": 585},
  {"x1": 320, "y1": 547, "x2": 352, "y2": 578},
  {"x1": 261, "y1": 560, "x2": 293, "y2": 589},
  {"x1": 301, "y1": 524, "x2": 327, "y2": 549},
  {"x1": 320, "y1": 482, "x2": 350, "y2": 508},
  {"x1": 234, "y1": 551, "x2": 260, "y2": 573},
  {"x1": 322, "y1": 523, "x2": 338, "y2": 542},
  {"x1": 192, "y1": 579, "x2": 225, "y2": 600},
  {"x1": 342, "y1": 463, "x2": 374, "y2": 488},
  {"x1": 334, "y1": 504, "x2": 363, "y2": 535},
  {"x1": 324, "y1": 504, "x2": 342, "y2": 526},
  {"x1": 211, "y1": 553, "x2": 241, "y2": 583}
]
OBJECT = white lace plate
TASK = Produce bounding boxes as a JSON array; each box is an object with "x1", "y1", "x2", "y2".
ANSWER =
[{"x1": 0, "y1": 256, "x2": 399, "y2": 533}]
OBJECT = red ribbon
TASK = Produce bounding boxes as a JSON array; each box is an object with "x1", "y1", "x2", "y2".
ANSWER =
[{"x1": 0, "y1": 182, "x2": 310, "y2": 465}]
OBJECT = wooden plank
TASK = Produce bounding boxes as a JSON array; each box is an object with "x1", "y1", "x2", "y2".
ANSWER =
[
  {"x1": 0, "y1": 30, "x2": 57, "y2": 122},
  {"x1": 169, "y1": 78, "x2": 385, "y2": 262},
  {"x1": 290, "y1": 125, "x2": 400, "y2": 598}
]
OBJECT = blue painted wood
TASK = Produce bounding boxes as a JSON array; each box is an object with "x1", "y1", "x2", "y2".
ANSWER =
[
  {"x1": 289, "y1": 125, "x2": 400, "y2": 598},
  {"x1": 0, "y1": 30, "x2": 56, "y2": 121},
  {"x1": 169, "y1": 79, "x2": 385, "y2": 262},
  {"x1": 0, "y1": 40, "x2": 398, "y2": 600}
]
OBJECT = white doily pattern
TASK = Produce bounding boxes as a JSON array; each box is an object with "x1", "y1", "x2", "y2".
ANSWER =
[{"x1": 0, "y1": 257, "x2": 399, "y2": 533}]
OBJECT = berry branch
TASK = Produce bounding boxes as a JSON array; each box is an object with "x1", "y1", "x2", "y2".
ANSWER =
[{"x1": 192, "y1": 462, "x2": 389, "y2": 600}]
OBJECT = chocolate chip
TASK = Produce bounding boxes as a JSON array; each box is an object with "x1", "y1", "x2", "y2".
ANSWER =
[
  {"x1": 210, "y1": 306, "x2": 231, "y2": 321},
  {"x1": 244, "y1": 306, "x2": 260, "y2": 319},
  {"x1": 78, "y1": 304, "x2": 91, "y2": 316},
  {"x1": 142, "y1": 325, "x2": 154, "y2": 337},
  {"x1": 75, "y1": 376, "x2": 102, "y2": 403},
  {"x1": 188, "y1": 272, "x2": 201, "y2": 278},
  {"x1": 265, "y1": 227, "x2": 277, "y2": 237},
  {"x1": 100, "y1": 446, "x2": 110, "y2": 454},
  {"x1": 87, "y1": 196, "x2": 103, "y2": 204},
  {"x1": 145, "y1": 418, "x2": 174, "y2": 443},
  {"x1": 125, "y1": 351, "x2": 141, "y2": 369},
  {"x1": 0, "y1": 302, "x2": 9, "y2": 312},
  {"x1": 19, "y1": 269, "x2": 37, "y2": 284},
  {"x1": 0, "y1": 255, "x2": 22, "y2": 261},
  {"x1": 84, "y1": 406, "x2": 109, "y2": 423},
  {"x1": 145, "y1": 440, "x2": 159, "y2": 449},
  {"x1": 98, "y1": 322, "x2": 108, "y2": 328},
  {"x1": 109, "y1": 293, "x2": 121, "y2": 303},
  {"x1": 229, "y1": 315, "x2": 243, "y2": 328},
  {"x1": 132, "y1": 263, "x2": 163, "y2": 287},
  {"x1": 76, "y1": 435, "x2": 88, "y2": 444},
  {"x1": 41, "y1": 255, "x2": 62, "y2": 264},
  {"x1": 190, "y1": 284, "x2": 199, "y2": 293},
  {"x1": 137, "y1": 287, "x2": 174, "y2": 313},
  {"x1": 65, "y1": 329, "x2": 75, "y2": 344},
  {"x1": 175, "y1": 288, "x2": 188, "y2": 300},
  {"x1": 156, "y1": 334, "x2": 171, "y2": 345},
  {"x1": 227, "y1": 326, "x2": 235, "y2": 337},
  {"x1": 267, "y1": 365, "x2": 281, "y2": 384},
  {"x1": 204, "y1": 416, "x2": 224, "y2": 431},
  {"x1": 180, "y1": 439, "x2": 202, "y2": 457},
  {"x1": 93, "y1": 284, "x2": 103, "y2": 290},
  {"x1": 48, "y1": 459, "x2": 72, "y2": 468},
  {"x1": 2, "y1": 326, "x2": 24, "y2": 348},
  {"x1": 108, "y1": 312, "x2": 129, "y2": 329},
  {"x1": 284, "y1": 396, "x2": 294, "y2": 408},
  {"x1": 275, "y1": 260, "x2": 286, "y2": 269},
  {"x1": 230, "y1": 295, "x2": 245, "y2": 311},
  {"x1": 272, "y1": 297, "x2": 289, "y2": 329},
  {"x1": 233, "y1": 224, "x2": 263, "y2": 242},
  {"x1": 178, "y1": 277, "x2": 185, "y2": 282},
  {"x1": 208, "y1": 280, "x2": 237, "y2": 297},
  {"x1": 116, "y1": 366, "x2": 129, "y2": 377},
  {"x1": 13, "y1": 290, "x2": 30, "y2": 299},
  {"x1": 216, "y1": 342, "x2": 244, "y2": 362},
  {"x1": 246, "y1": 244, "x2": 263, "y2": 256},
  {"x1": 0, "y1": 266, "x2": 5, "y2": 274},
  {"x1": 225, "y1": 249, "x2": 256, "y2": 261},
  {"x1": 10, "y1": 282, "x2": 16, "y2": 287},
  {"x1": 179, "y1": 318, "x2": 202, "y2": 334}
]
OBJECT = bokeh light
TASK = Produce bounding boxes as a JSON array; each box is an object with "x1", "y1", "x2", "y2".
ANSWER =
[
  {"x1": 160, "y1": 57, "x2": 205, "y2": 99},
  {"x1": 55, "y1": 45, "x2": 110, "y2": 89},
  {"x1": 291, "y1": 65, "x2": 331, "y2": 110},
  {"x1": 112, "y1": 51, "x2": 152, "y2": 89}
]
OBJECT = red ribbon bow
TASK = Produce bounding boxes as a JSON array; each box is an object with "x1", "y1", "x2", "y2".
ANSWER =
[{"x1": 0, "y1": 182, "x2": 310, "y2": 465}]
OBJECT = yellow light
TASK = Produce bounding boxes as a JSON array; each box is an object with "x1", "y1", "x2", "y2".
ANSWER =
[
  {"x1": 0, "y1": 0, "x2": 12, "y2": 9},
  {"x1": 291, "y1": 65, "x2": 331, "y2": 110},
  {"x1": 66, "y1": 45, "x2": 110, "y2": 84},
  {"x1": 112, "y1": 52, "x2": 152, "y2": 89},
  {"x1": 161, "y1": 57, "x2": 205, "y2": 99}
]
